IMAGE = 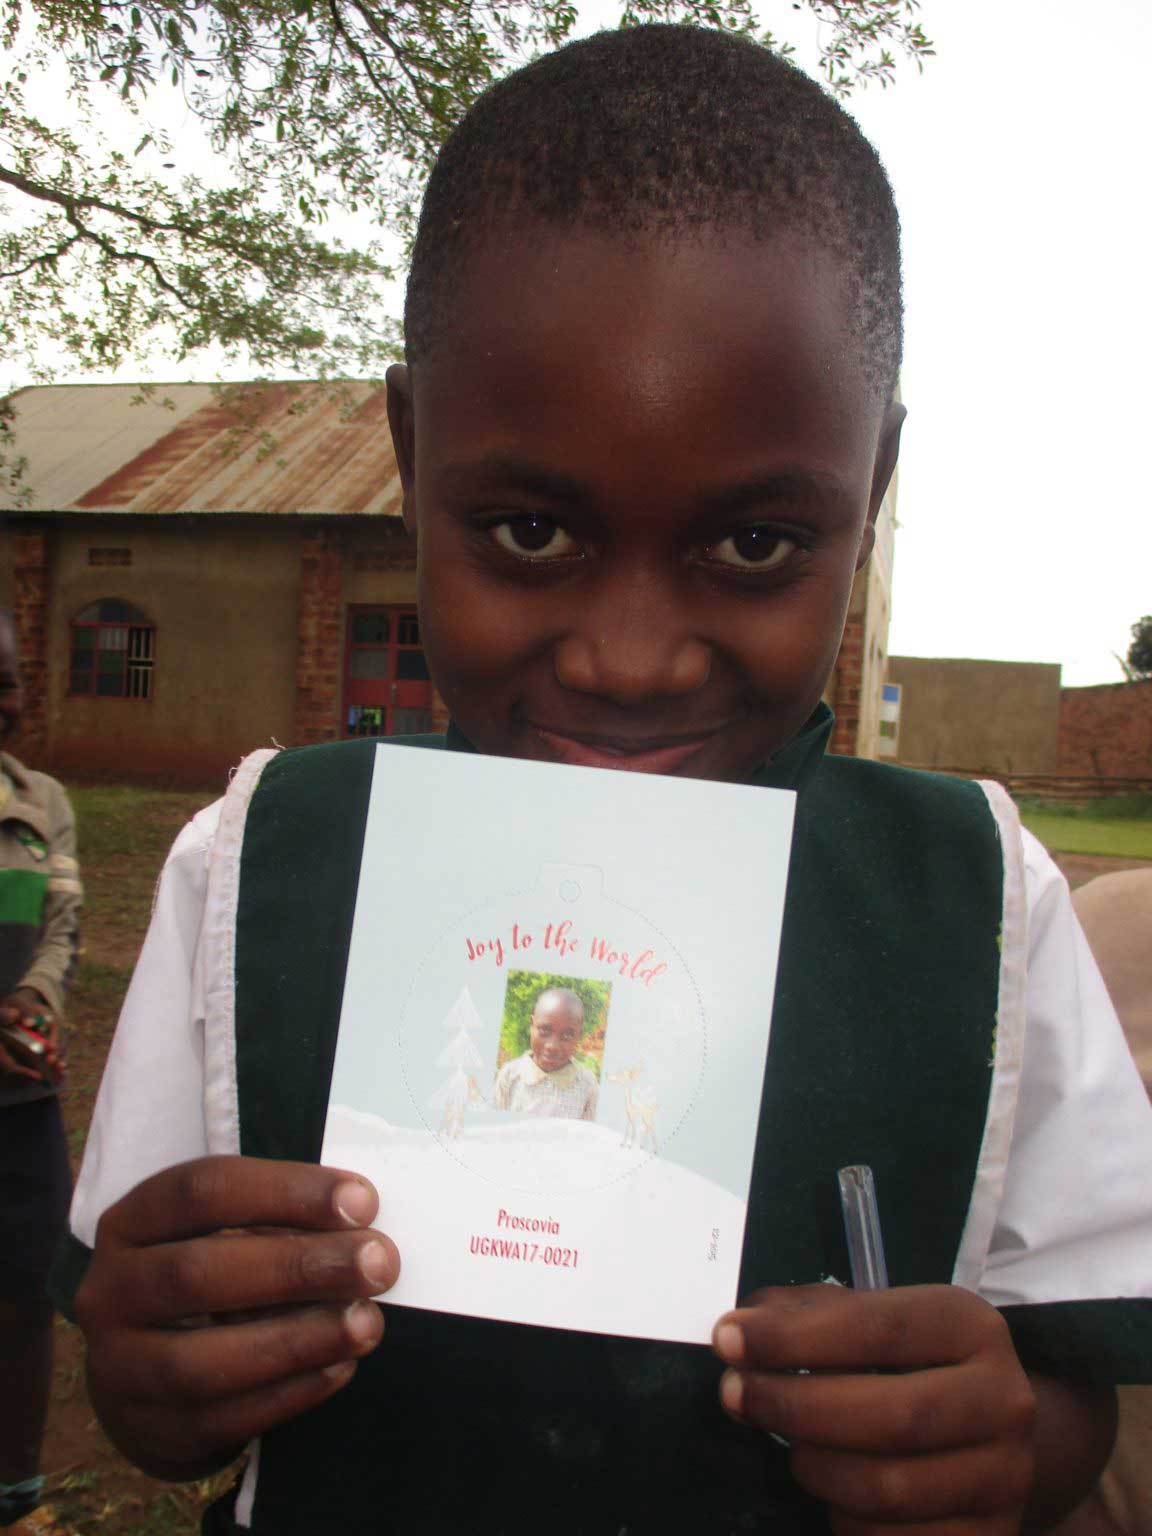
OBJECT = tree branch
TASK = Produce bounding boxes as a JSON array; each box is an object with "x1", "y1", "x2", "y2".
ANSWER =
[
  {"x1": 0, "y1": 231, "x2": 83, "y2": 279},
  {"x1": 342, "y1": 0, "x2": 448, "y2": 133},
  {"x1": 59, "y1": 203, "x2": 197, "y2": 308},
  {"x1": 0, "y1": 159, "x2": 305, "y2": 273},
  {"x1": 0, "y1": 161, "x2": 187, "y2": 238},
  {"x1": 324, "y1": 0, "x2": 428, "y2": 143}
]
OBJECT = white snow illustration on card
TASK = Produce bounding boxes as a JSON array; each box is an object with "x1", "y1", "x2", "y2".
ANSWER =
[{"x1": 322, "y1": 745, "x2": 795, "y2": 1344}]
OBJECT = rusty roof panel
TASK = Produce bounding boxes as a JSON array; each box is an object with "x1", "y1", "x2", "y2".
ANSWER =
[{"x1": 3, "y1": 382, "x2": 403, "y2": 516}]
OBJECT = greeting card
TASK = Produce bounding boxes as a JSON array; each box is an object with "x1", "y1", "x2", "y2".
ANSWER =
[{"x1": 321, "y1": 745, "x2": 795, "y2": 1344}]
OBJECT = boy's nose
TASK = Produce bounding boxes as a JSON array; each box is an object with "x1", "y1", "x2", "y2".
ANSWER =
[{"x1": 552, "y1": 595, "x2": 711, "y2": 704}]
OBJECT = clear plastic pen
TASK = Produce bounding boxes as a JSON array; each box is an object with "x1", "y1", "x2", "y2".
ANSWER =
[
  {"x1": 766, "y1": 1165, "x2": 890, "y2": 1452},
  {"x1": 837, "y1": 1164, "x2": 889, "y2": 1290}
]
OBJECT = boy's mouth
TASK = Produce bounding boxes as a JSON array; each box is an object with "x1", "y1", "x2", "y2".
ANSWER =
[{"x1": 526, "y1": 723, "x2": 717, "y2": 775}]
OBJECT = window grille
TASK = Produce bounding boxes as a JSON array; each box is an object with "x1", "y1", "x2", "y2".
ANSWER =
[{"x1": 70, "y1": 599, "x2": 156, "y2": 700}]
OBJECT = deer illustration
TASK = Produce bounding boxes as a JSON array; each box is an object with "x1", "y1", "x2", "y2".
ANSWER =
[
  {"x1": 438, "y1": 1071, "x2": 484, "y2": 1140},
  {"x1": 607, "y1": 1065, "x2": 660, "y2": 1154}
]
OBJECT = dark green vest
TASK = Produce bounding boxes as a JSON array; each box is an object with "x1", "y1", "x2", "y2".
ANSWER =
[{"x1": 225, "y1": 714, "x2": 1006, "y2": 1535}]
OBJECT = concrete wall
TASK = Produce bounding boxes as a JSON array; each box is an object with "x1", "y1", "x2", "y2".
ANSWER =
[
  {"x1": 1059, "y1": 680, "x2": 1152, "y2": 779},
  {"x1": 0, "y1": 515, "x2": 425, "y2": 782},
  {"x1": 887, "y1": 656, "x2": 1062, "y2": 775},
  {"x1": 45, "y1": 520, "x2": 302, "y2": 781}
]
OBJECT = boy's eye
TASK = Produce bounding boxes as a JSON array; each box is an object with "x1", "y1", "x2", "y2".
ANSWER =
[
  {"x1": 489, "y1": 515, "x2": 581, "y2": 561},
  {"x1": 705, "y1": 526, "x2": 798, "y2": 571}
]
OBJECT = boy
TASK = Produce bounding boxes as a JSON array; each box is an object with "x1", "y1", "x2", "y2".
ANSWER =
[
  {"x1": 0, "y1": 612, "x2": 80, "y2": 1536},
  {"x1": 493, "y1": 987, "x2": 599, "y2": 1119},
  {"x1": 56, "y1": 24, "x2": 1152, "y2": 1536}
]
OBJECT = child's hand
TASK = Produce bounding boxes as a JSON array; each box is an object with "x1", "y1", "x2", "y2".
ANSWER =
[
  {"x1": 713, "y1": 1283, "x2": 1036, "y2": 1533},
  {"x1": 76, "y1": 1155, "x2": 398, "y2": 1479},
  {"x1": 0, "y1": 990, "x2": 64, "y2": 1082}
]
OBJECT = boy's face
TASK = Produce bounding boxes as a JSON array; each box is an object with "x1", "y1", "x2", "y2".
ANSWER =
[
  {"x1": 389, "y1": 227, "x2": 903, "y2": 782},
  {"x1": 529, "y1": 993, "x2": 585, "y2": 1073}
]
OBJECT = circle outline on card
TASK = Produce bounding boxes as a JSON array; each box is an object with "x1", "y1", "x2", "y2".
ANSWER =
[{"x1": 395, "y1": 880, "x2": 707, "y2": 1195}]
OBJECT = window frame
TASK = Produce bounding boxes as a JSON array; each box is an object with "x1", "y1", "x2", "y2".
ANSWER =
[
  {"x1": 343, "y1": 603, "x2": 433, "y2": 738},
  {"x1": 68, "y1": 602, "x2": 157, "y2": 702}
]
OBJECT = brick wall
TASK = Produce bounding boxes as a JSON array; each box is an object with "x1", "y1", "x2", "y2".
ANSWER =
[
  {"x1": 1058, "y1": 680, "x2": 1152, "y2": 779},
  {"x1": 293, "y1": 528, "x2": 344, "y2": 746},
  {"x1": 829, "y1": 611, "x2": 864, "y2": 756},
  {"x1": 12, "y1": 525, "x2": 50, "y2": 760}
]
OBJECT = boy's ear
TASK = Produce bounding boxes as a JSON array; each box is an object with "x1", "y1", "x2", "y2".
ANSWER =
[
  {"x1": 856, "y1": 399, "x2": 906, "y2": 570},
  {"x1": 386, "y1": 363, "x2": 418, "y2": 536}
]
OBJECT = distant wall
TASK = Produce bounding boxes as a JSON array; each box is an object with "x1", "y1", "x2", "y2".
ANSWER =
[
  {"x1": 0, "y1": 514, "x2": 429, "y2": 784},
  {"x1": 1058, "y1": 680, "x2": 1152, "y2": 779},
  {"x1": 887, "y1": 657, "x2": 1062, "y2": 775},
  {"x1": 44, "y1": 520, "x2": 300, "y2": 782},
  {"x1": 828, "y1": 477, "x2": 895, "y2": 759}
]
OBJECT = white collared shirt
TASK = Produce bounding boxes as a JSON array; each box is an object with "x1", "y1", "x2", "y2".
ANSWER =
[{"x1": 492, "y1": 1051, "x2": 600, "y2": 1121}]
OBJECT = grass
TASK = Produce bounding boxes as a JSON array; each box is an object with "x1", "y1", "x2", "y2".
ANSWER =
[
  {"x1": 73, "y1": 785, "x2": 213, "y2": 947},
  {"x1": 44, "y1": 1465, "x2": 235, "y2": 1536},
  {"x1": 1016, "y1": 792, "x2": 1152, "y2": 859}
]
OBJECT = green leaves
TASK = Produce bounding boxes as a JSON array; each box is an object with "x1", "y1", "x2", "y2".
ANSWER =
[
  {"x1": 1127, "y1": 616, "x2": 1152, "y2": 681},
  {"x1": 1, "y1": 0, "x2": 933, "y2": 382}
]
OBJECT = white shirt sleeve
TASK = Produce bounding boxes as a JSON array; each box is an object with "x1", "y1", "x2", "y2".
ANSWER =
[
  {"x1": 980, "y1": 829, "x2": 1152, "y2": 1307},
  {"x1": 68, "y1": 801, "x2": 222, "y2": 1248}
]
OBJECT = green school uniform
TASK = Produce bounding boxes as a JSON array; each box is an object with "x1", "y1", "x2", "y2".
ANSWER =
[{"x1": 54, "y1": 707, "x2": 1152, "y2": 1534}]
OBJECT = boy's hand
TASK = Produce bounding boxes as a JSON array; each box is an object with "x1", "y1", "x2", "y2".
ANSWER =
[
  {"x1": 76, "y1": 1156, "x2": 398, "y2": 1480},
  {"x1": 0, "y1": 990, "x2": 64, "y2": 1082},
  {"x1": 714, "y1": 1284, "x2": 1036, "y2": 1533}
]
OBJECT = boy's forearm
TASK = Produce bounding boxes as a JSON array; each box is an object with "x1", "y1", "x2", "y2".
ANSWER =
[{"x1": 1023, "y1": 1375, "x2": 1116, "y2": 1532}]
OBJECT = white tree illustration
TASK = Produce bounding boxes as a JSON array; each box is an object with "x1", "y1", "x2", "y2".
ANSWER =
[{"x1": 431, "y1": 987, "x2": 486, "y2": 1139}]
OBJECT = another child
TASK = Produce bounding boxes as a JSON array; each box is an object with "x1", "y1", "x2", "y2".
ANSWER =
[
  {"x1": 55, "y1": 25, "x2": 1152, "y2": 1536},
  {"x1": 0, "y1": 611, "x2": 80, "y2": 1536},
  {"x1": 493, "y1": 987, "x2": 599, "y2": 1119}
]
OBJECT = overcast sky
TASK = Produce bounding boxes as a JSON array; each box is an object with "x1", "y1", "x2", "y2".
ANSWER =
[
  {"x1": 17, "y1": 0, "x2": 1150, "y2": 685},
  {"x1": 830, "y1": 0, "x2": 1151, "y2": 685}
]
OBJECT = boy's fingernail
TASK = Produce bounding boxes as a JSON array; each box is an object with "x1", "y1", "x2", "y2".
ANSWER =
[
  {"x1": 334, "y1": 1180, "x2": 376, "y2": 1227},
  {"x1": 720, "y1": 1370, "x2": 745, "y2": 1418},
  {"x1": 323, "y1": 1360, "x2": 356, "y2": 1386},
  {"x1": 358, "y1": 1239, "x2": 394, "y2": 1289},
  {"x1": 344, "y1": 1300, "x2": 383, "y2": 1349},
  {"x1": 714, "y1": 1322, "x2": 744, "y2": 1363}
]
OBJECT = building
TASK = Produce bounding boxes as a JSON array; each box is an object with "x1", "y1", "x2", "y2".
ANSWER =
[
  {"x1": 886, "y1": 656, "x2": 1152, "y2": 790},
  {"x1": 826, "y1": 460, "x2": 897, "y2": 760},
  {"x1": 0, "y1": 382, "x2": 896, "y2": 782},
  {"x1": 1059, "y1": 679, "x2": 1152, "y2": 782},
  {"x1": 885, "y1": 657, "x2": 1063, "y2": 777}
]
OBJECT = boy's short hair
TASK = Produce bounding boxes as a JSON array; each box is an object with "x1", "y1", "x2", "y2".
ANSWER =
[
  {"x1": 534, "y1": 987, "x2": 585, "y2": 1024},
  {"x1": 405, "y1": 23, "x2": 903, "y2": 401}
]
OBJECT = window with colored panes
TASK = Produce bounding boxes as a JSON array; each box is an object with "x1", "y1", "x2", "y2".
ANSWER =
[
  {"x1": 70, "y1": 600, "x2": 155, "y2": 699},
  {"x1": 344, "y1": 607, "x2": 434, "y2": 737}
]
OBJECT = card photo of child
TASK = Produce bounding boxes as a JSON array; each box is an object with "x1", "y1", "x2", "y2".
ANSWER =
[{"x1": 492, "y1": 974, "x2": 610, "y2": 1122}]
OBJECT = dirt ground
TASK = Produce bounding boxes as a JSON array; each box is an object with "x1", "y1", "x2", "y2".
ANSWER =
[{"x1": 1052, "y1": 851, "x2": 1152, "y2": 888}]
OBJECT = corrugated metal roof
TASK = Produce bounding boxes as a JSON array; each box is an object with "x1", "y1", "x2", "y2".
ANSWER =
[{"x1": 2, "y1": 382, "x2": 404, "y2": 516}]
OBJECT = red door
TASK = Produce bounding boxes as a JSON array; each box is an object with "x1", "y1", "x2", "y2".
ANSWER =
[{"x1": 344, "y1": 607, "x2": 435, "y2": 737}]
